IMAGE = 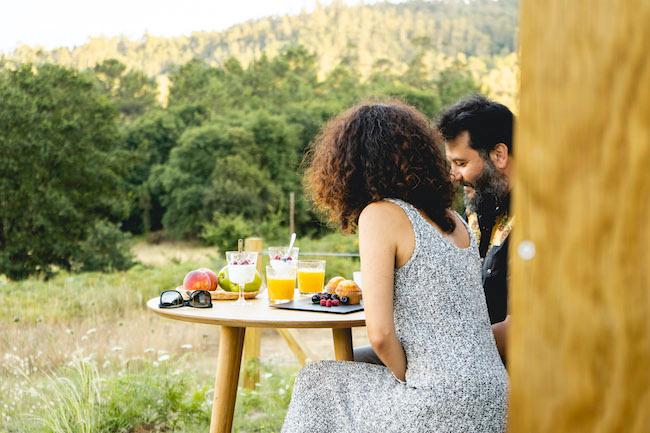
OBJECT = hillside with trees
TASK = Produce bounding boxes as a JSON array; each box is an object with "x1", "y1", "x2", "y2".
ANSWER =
[{"x1": 5, "y1": 0, "x2": 518, "y2": 77}]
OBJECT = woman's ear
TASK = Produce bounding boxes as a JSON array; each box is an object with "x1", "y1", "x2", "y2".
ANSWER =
[{"x1": 489, "y1": 143, "x2": 510, "y2": 170}]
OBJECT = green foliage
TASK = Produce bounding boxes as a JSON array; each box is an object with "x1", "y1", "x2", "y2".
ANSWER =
[
  {"x1": 99, "y1": 360, "x2": 209, "y2": 432},
  {"x1": 201, "y1": 213, "x2": 254, "y2": 253},
  {"x1": 436, "y1": 63, "x2": 483, "y2": 107},
  {"x1": 0, "y1": 64, "x2": 130, "y2": 279},
  {"x1": 94, "y1": 59, "x2": 158, "y2": 120},
  {"x1": 122, "y1": 109, "x2": 186, "y2": 233},
  {"x1": 72, "y1": 220, "x2": 135, "y2": 273}
]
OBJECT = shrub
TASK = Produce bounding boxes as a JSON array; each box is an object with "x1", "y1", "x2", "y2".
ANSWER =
[
  {"x1": 201, "y1": 213, "x2": 254, "y2": 253},
  {"x1": 73, "y1": 221, "x2": 135, "y2": 273}
]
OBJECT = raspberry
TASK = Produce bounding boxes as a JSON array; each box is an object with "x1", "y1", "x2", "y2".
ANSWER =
[
  {"x1": 273, "y1": 255, "x2": 282, "y2": 260},
  {"x1": 320, "y1": 299, "x2": 327, "y2": 306},
  {"x1": 331, "y1": 299, "x2": 340, "y2": 306},
  {"x1": 325, "y1": 300, "x2": 332, "y2": 307}
]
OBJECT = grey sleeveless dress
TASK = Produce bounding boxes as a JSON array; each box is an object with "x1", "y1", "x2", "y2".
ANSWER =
[{"x1": 282, "y1": 199, "x2": 508, "y2": 433}]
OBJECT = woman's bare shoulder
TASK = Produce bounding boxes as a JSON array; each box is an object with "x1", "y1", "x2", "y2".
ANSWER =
[{"x1": 359, "y1": 200, "x2": 410, "y2": 231}]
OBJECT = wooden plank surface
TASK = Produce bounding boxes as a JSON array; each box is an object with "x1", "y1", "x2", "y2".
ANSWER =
[{"x1": 511, "y1": 1, "x2": 650, "y2": 432}]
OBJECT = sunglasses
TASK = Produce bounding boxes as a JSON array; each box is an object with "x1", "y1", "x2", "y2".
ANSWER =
[{"x1": 159, "y1": 290, "x2": 213, "y2": 309}]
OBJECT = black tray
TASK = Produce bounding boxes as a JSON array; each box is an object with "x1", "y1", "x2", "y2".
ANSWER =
[{"x1": 270, "y1": 297, "x2": 364, "y2": 314}]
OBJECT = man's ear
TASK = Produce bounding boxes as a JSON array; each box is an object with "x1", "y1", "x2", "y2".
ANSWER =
[{"x1": 489, "y1": 143, "x2": 510, "y2": 170}]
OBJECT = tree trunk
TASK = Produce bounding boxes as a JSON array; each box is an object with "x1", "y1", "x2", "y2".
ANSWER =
[{"x1": 510, "y1": 1, "x2": 650, "y2": 432}]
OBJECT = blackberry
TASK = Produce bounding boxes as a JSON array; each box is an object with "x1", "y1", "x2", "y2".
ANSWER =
[{"x1": 340, "y1": 296, "x2": 349, "y2": 305}]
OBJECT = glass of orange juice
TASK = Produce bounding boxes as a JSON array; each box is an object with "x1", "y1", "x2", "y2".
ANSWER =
[
  {"x1": 297, "y1": 260, "x2": 326, "y2": 294},
  {"x1": 266, "y1": 265, "x2": 296, "y2": 304}
]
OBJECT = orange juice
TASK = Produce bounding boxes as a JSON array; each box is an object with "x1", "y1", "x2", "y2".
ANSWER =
[
  {"x1": 268, "y1": 277, "x2": 295, "y2": 303},
  {"x1": 297, "y1": 269, "x2": 325, "y2": 294}
]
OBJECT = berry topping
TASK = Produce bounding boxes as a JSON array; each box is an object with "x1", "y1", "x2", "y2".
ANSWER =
[
  {"x1": 273, "y1": 255, "x2": 282, "y2": 260},
  {"x1": 285, "y1": 256, "x2": 293, "y2": 261}
]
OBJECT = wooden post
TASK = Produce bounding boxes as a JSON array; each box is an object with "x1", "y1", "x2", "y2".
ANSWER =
[
  {"x1": 242, "y1": 237, "x2": 263, "y2": 389},
  {"x1": 510, "y1": 1, "x2": 650, "y2": 432},
  {"x1": 289, "y1": 192, "x2": 295, "y2": 235}
]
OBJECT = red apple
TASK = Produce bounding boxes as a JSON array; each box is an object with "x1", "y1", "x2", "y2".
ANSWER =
[
  {"x1": 199, "y1": 267, "x2": 218, "y2": 291},
  {"x1": 183, "y1": 269, "x2": 211, "y2": 292}
]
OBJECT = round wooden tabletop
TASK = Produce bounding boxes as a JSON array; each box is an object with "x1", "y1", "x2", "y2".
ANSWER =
[{"x1": 146, "y1": 294, "x2": 366, "y2": 329}]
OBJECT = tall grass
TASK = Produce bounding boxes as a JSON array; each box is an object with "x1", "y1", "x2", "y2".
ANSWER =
[{"x1": 2, "y1": 357, "x2": 297, "y2": 433}]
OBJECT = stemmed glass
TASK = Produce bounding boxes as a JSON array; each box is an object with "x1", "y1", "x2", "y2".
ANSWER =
[{"x1": 226, "y1": 251, "x2": 259, "y2": 306}]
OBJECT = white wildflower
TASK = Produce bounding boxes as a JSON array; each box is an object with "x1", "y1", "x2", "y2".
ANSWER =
[
  {"x1": 180, "y1": 344, "x2": 193, "y2": 350},
  {"x1": 86, "y1": 328, "x2": 97, "y2": 335},
  {"x1": 111, "y1": 346, "x2": 123, "y2": 352},
  {"x1": 144, "y1": 348, "x2": 155, "y2": 354},
  {"x1": 158, "y1": 354, "x2": 170, "y2": 362}
]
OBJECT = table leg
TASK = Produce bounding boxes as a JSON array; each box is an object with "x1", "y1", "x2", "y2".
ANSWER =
[
  {"x1": 332, "y1": 327, "x2": 354, "y2": 361},
  {"x1": 210, "y1": 326, "x2": 246, "y2": 433}
]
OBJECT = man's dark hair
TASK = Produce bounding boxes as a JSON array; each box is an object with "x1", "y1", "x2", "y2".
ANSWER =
[{"x1": 437, "y1": 94, "x2": 514, "y2": 156}]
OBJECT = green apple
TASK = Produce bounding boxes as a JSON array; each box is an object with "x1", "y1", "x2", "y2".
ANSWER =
[{"x1": 217, "y1": 265, "x2": 262, "y2": 292}]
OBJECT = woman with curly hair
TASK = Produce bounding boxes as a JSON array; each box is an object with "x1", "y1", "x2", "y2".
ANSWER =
[{"x1": 282, "y1": 101, "x2": 507, "y2": 433}]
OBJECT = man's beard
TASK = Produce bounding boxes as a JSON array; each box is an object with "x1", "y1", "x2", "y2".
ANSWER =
[{"x1": 464, "y1": 159, "x2": 510, "y2": 219}]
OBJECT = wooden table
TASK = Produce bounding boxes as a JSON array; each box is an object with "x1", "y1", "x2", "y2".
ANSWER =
[{"x1": 146, "y1": 295, "x2": 366, "y2": 433}]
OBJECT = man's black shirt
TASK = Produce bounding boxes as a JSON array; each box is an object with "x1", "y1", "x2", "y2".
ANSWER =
[
  {"x1": 481, "y1": 237, "x2": 509, "y2": 324},
  {"x1": 473, "y1": 193, "x2": 511, "y2": 324}
]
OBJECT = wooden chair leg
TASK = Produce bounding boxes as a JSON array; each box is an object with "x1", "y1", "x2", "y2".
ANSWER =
[{"x1": 276, "y1": 328, "x2": 320, "y2": 365}]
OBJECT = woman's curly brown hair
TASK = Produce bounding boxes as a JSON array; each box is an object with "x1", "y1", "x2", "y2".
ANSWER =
[{"x1": 304, "y1": 100, "x2": 455, "y2": 234}]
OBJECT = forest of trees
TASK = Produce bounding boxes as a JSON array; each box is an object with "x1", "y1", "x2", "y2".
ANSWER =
[{"x1": 0, "y1": 0, "x2": 519, "y2": 279}]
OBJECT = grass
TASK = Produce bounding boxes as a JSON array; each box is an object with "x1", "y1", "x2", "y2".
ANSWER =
[
  {"x1": 2, "y1": 355, "x2": 297, "y2": 433},
  {"x1": 1, "y1": 234, "x2": 359, "y2": 433}
]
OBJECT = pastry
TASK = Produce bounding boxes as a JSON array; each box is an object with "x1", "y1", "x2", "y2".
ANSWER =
[
  {"x1": 334, "y1": 280, "x2": 362, "y2": 305},
  {"x1": 325, "y1": 276, "x2": 345, "y2": 293}
]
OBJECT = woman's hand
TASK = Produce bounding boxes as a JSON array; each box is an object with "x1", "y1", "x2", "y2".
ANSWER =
[{"x1": 358, "y1": 202, "x2": 409, "y2": 382}]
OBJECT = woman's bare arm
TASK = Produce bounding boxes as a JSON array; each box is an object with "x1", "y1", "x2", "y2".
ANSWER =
[{"x1": 358, "y1": 202, "x2": 408, "y2": 381}]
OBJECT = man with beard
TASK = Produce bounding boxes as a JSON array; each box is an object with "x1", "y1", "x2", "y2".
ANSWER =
[
  {"x1": 437, "y1": 95, "x2": 513, "y2": 362},
  {"x1": 353, "y1": 94, "x2": 513, "y2": 364}
]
